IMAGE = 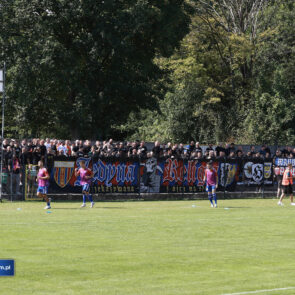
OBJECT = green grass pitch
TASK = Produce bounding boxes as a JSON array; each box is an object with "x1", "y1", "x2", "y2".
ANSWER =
[{"x1": 1, "y1": 199, "x2": 295, "y2": 295}]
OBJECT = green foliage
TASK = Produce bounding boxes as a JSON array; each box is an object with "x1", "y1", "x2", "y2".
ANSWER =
[
  {"x1": 122, "y1": 0, "x2": 295, "y2": 145},
  {"x1": 0, "y1": 0, "x2": 191, "y2": 139},
  {"x1": 1, "y1": 0, "x2": 295, "y2": 144}
]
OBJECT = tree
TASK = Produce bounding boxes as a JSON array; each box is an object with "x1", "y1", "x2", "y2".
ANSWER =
[{"x1": 0, "y1": 0, "x2": 191, "y2": 139}]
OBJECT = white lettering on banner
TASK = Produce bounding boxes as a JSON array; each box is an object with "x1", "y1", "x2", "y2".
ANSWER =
[
  {"x1": 276, "y1": 158, "x2": 295, "y2": 167},
  {"x1": 54, "y1": 161, "x2": 75, "y2": 168}
]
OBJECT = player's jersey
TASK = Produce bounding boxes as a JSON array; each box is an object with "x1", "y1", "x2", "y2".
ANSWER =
[
  {"x1": 78, "y1": 168, "x2": 92, "y2": 185},
  {"x1": 282, "y1": 169, "x2": 293, "y2": 185},
  {"x1": 205, "y1": 168, "x2": 217, "y2": 186},
  {"x1": 38, "y1": 168, "x2": 49, "y2": 187}
]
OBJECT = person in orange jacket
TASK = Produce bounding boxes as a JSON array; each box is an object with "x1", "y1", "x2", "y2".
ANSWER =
[{"x1": 278, "y1": 163, "x2": 295, "y2": 206}]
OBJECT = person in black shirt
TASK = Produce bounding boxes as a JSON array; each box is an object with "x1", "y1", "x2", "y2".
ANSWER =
[
  {"x1": 195, "y1": 142, "x2": 202, "y2": 154},
  {"x1": 206, "y1": 144, "x2": 214, "y2": 154},
  {"x1": 83, "y1": 140, "x2": 91, "y2": 154},
  {"x1": 215, "y1": 143, "x2": 225, "y2": 157},
  {"x1": 249, "y1": 145, "x2": 256, "y2": 156},
  {"x1": 76, "y1": 146, "x2": 85, "y2": 158},
  {"x1": 39, "y1": 139, "x2": 47, "y2": 159},
  {"x1": 2, "y1": 139, "x2": 9, "y2": 150},
  {"x1": 178, "y1": 144, "x2": 184, "y2": 156},
  {"x1": 13, "y1": 142, "x2": 22, "y2": 158},
  {"x1": 188, "y1": 141, "x2": 195, "y2": 154},
  {"x1": 32, "y1": 147, "x2": 41, "y2": 165},
  {"x1": 138, "y1": 141, "x2": 147, "y2": 158},
  {"x1": 152, "y1": 141, "x2": 162, "y2": 158},
  {"x1": 46, "y1": 147, "x2": 55, "y2": 173},
  {"x1": 4, "y1": 146, "x2": 13, "y2": 168}
]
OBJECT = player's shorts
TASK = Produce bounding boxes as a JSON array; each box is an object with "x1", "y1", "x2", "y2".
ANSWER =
[
  {"x1": 283, "y1": 184, "x2": 293, "y2": 195},
  {"x1": 206, "y1": 184, "x2": 216, "y2": 193},
  {"x1": 82, "y1": 183, "x2": 90, "y2": 193},
  {"x1": 276, "y1": 175, "x2": 282, "y2": 188},
  {"x1": 37, "y1": 186, "x2": 48, "y2": 195}
]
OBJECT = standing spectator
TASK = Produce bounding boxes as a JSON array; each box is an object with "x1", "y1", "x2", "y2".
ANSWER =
[
  {"x1": 2, "y1": 139, "x2": 9, "y2": 150},
  {"x1": 229, "y1": 143, "x2": 236, "y2": 154},
  {"x1": 51, "y1": 139, "x2": 58, "y2": 153},
  {"x1": 249, "y1": 145, "x2": 256, "y2": 156},
  {"x1": 4, "y1": 145, "x2": 13, "y2": 167},
  {"x1": 196, "y1": 151, "x2": 204, "y2": 159},
  {"x1": 76, "y1": 146, "x2": 85, "y2": 158},
  {"x1": 65, "y1": 140, "x2": 72, "y2": 156},
  {"x1": 171, "y1": 144, "x2": 179, "y2": 158},
  {"x1": 138, "y1": 141, "x2": 147, "y2": 158},
  {"x1": 21, "y1": 139, "x2": 27, "y2": 149},
  {"x1": 20, "y1": 147, "x2": 30, "y2": 166},
  {"x1": 152, "y1": 141, "x2": 162, "y2": 158},
  {"x1": 13, "y1": 141, "x2": 22, "y2": 158},
  {"x1": 278, "y1": 163, "x2": 295, "y2": 206},
  {"x1": 207, "y1": 150, "x2": 215, "y2": 160},
  {"x1": 32, "y1": 147, "x2": 41, "y2": 164},
  {"x1": 178, "y1": 143, "x2": 185, "y2": 155},
  {"x1": 225, "y1": 143, "x2": 231, "y2": 157},
  {"x1": 94, "y1": 141, "x2": 101, "y2": 151},
  {"x1": 39, "y1": 139, "x2": 47, "y2": 160},
  {"x1": 188, "y1": 141, "x2": 195, "y2": 154},
  {"x1": 57, "y1": 141, "x2": 68, "y2": 156},
  {"x1": 259, "y1": 145, "x2": 267, "y2": 156},
  {"x1": 83, "y1": 140, "x2": 92, "y2": 154},
  {"x1": 72, "y1": 140, "x2": 80, "y2": 154},
  {"x1": 195, "y1": 142, "x2": 202, "y2": 154},
  {"x1": 44, "y1": 138, "x2": 51, "y2": 149},
  {"x1": 218, "y1": 150, "x2": 226, "y2": 159},
  {"x1": 274, "y1": 165, "x2": 282, "y2": 199},
  {"x1": 46, "y1": 147, "x2": 55, "y2": 173},
  {"x1": 206, "y1": 144, "x2": 215, "y2": 157},
  {"x1": 215, "y1": 143, "x2": 225, "y2": 157},
  {"x1": 8, "y1": 153, "x2": 21, "y2": 195}
]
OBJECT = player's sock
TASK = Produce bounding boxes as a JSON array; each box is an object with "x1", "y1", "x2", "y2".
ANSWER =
[
  {"x1": 213, "y1": 193, "x2": 217, "y2": 205},
  {"x1": 88, "y1": 194, "x2": 93, "y2": 203},
  {"x1": 47, "y1": 200, "x2": 50, "y2": 206},
  {"x1": 83, "y1": 194, "x2": 86, "y2": 203},
  {"x1": 208, "y1": 195, "x2": 214, "y2": 206}
]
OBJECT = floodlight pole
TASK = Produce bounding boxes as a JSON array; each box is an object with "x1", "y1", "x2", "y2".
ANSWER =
[{"x1": 0, "y1": 62, "x2": 6, "y2": 202}]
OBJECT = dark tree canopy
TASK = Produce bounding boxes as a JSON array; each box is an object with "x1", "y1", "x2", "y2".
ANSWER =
[{"x1": 0, "y1": 0, "x2": 191, "y2": 139}]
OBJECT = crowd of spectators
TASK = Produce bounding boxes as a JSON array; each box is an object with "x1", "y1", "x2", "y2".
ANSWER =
[
  {"x1": 1, "y1": 138, "x2": 295, "y2": 169},
  {"x1": 0, "y1": 138, "x2": 293, "y2": 196}
]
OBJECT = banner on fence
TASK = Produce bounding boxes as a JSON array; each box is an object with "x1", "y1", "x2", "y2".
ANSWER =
[
  {"x1": 274, "y1": 158, "x2": 295, "y2": 175},
  {"x1": 45, "y1": 156, "x2": 274, "y2": 194}
]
